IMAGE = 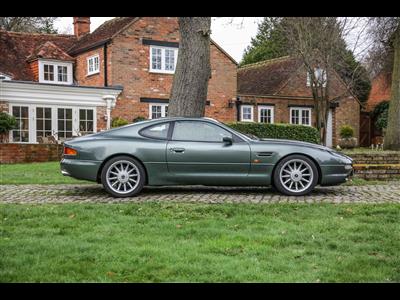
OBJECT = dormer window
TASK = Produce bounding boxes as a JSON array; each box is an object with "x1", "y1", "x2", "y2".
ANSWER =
[
  {"x1": 87, "y1": 54, "x2": 100, "y2": 75},
  {"x1": 39, "y1": 60, "x2": 73, "y2": 85}
]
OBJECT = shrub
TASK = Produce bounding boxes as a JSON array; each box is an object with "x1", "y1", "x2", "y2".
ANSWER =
[
  {"x1": 132, "y1": 116, "x2": 147, "y2": 123},
  {"x1": 227, "y1": 122, "x2": 320, "y2": 144},
  {"x1": 0, "y1": 112, "x2": 17, "y2": 134},
  {"x1": 339, "y1": 125, "x2": 354, "y2": 139},
  {"x1": 373, "y1": 101, "x2": 389, "y2": 131},
  {"x1": 111, "y1": 117, "x2": 129, "y2": 128}
]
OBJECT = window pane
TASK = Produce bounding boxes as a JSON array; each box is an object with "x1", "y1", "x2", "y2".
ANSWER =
[
  {"x1": 45, "y1": 119, "x2": 51, "y2": 130},
  {"x1": 37, "y1": 107, "x2": 43, "y2": 118},
  {"x1": 87, "y1": 110, "x2": 93, "y2": 120},
  {"x1": 21, "y1": 107, "x2": 28, "y2": 118},
  {"x1": 12, "y1": 106, "x2": 20, "y2": 117},
  {"x1": 80, "y1": 109, "x2": 86, "y2": 120},
  {"x1": 151, "y1": 48, "x2": 162, "y2": 70},
  {"x1": 141, "y1": 123, "x2": 170, "y2": 139},
  {"x1": 58, "y1": 120, "x2": 64, "y2": 131},
  {"x1": 45, "y1": 108, "x2": 51, "y2": 119},
  {"x1": 37, "y1": 119, "x2": 43, "y2": 130},
  {"x1": 172, "y1": 121, "x2": 232, "y2": 142},
  {"x1": 58, "y1": 108, "x2": 63, "y2": 119},
  {"x1": 66, "y1": 120, "x2": 72, "y2": 131},
  {"x1": 165, "y1": 49, "x2": 175, "y2": 71},
  {"x1": 65, "y1": 109, "x2": 72, "y2": 120}
]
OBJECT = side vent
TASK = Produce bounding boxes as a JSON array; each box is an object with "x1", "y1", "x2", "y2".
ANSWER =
[{"x1": 256, "y1": 152, "x2": 274, "y2": 157}]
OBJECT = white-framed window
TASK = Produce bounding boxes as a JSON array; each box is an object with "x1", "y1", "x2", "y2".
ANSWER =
[
  {"x1": 290, "y1": 107, "x2": 312, "y2": 126},
  {"x1": 149, "y1": 103, "x2": 168, "y2": 119},
  {"x1": 79, "y1": 109, "x2": 94, "y2": 135},
  {"x1": 87, "y1": 54, "x2": 100, "y2": 75},
  {"x1": 36, "y1": 107, "x2": 52, "y2": 142},
  {"x1": 11, "y1": 106, "x2": 30, "y2": 142},
  {"x1": 149, "y1": 46, "x2": 178, "y2": 74},
  {"x1": 258, "y1": 106, "x2": 274, "y2": 123},
  {"x1": 39, "y1": 60, "x2": 73, "y2": 85},
  {"x1": 9, "y1": 104, "x2": 96, "y2": 143},
  {"x1": 240, "y1": 105, "x2": 254, "y2": 122},
  {"x1": 307, "y1": 67, "x2": 327, "y2": 87}
]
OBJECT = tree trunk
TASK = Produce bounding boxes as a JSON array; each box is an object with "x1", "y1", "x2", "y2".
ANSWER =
[
  {"x1": 168, "y1": 17, "x2": 211, "y2": 117},
  {"x1": 384, "y1": 24, "x2": 400, "y2": 150}
]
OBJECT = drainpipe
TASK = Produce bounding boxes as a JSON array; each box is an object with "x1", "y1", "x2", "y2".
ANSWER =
[
  {"x1": 104, "y1": 43, "x2": 108, "y2": 87},
  {"x1": 103, "y1": 95, "x2": 116, "y2": 130},
  {"x1": 236, "y1": 96, "x2": 241, "y2": 121}
]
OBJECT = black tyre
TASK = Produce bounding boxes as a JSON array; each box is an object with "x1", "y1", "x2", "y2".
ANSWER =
[
  {"x1": 101, "y1": 156, "x2": 146, "y2": 197},
  {"x1": 273, "y1": 154, "x2": 318, "y2": 196}
]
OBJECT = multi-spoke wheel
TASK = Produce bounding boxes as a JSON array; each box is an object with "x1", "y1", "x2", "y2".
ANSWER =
[
  {"x1": 101, "y1": 156, "x2": 145, "y2": 197},
  {"x1": 273, "y1": 155, "x2": 318, "y2": 196}
]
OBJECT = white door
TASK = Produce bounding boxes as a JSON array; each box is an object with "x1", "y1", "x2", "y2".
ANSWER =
[{"x1": 326, "y1": 109, "x2": 333, "y2": 148}]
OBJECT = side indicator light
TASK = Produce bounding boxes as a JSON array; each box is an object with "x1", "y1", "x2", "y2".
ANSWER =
[{"x1": 64, "y1": 147, "x2": 77, "y2": 156}]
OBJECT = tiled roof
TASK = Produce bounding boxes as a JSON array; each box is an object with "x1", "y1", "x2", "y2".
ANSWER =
[
  {"x1": 0, "y1": 30, "x2": 76, "y2": 81},
  {"x1": 27, "y1": 41, "x2": 74, "y2": 62},
  {"x1": 238, "y1": 56, "x2": 303, "y2": 95},
  {"x1": 68, "y1": 17, "x2": 137, "y2": 54}
]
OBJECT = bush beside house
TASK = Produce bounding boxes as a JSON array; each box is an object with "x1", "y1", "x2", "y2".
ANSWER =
[{"x1": 227, "y1": 122, "x2": 320, "y2": 144}]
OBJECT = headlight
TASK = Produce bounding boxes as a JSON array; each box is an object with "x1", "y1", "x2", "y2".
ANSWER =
[{"x1": 344, "y1": 164, "x2": 353, "y2": 170}]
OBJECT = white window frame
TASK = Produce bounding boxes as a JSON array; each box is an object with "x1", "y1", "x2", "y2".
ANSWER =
[
  {"x1": 149, "y1": 45, "x2": 178, "y2": 74},
  {"x1": 307, "y1": 68, "x2": 327, "y2": 87},
  {"x1": 87, "y1": 54, "x2": 100, "y2": 76},
  {"x1": 240, "y1": 105, "x2": 254, "y2": 122},
  {"x1": 290, "y1": 107, "x2": 312, "y2": 126},
  {"x1": 9, "y1": 104, "x2": 96, "y2": 143},
  {"x1": 258, "y1": 105, "x2": 274, "y2": 123},
  {"x1": 149, "y1": 103, "x2": 168, "y2": 119},
  {"x1": 38, "y1": 60, "x2": 73, "y2": 85}
]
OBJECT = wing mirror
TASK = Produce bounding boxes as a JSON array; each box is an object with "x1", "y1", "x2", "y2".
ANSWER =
[{"x1": 223, "y1": 136, "x2": 233, "y2": 145}]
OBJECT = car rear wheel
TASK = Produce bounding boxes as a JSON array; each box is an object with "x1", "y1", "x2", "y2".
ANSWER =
[
  {"x1": 273, "y1": 155, "x2": 318, "y2": 196},
  {"x1": 101, "y1": 156, "x2": 145, "y2": 197}
]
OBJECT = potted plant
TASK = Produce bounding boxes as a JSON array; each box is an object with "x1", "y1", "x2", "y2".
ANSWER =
[
  {"x1": 338, "y1": 125, "x2": 357, "y2": 149},
  {"x1": 0, "y1": 112, "x2": 17, "y2": 143}
]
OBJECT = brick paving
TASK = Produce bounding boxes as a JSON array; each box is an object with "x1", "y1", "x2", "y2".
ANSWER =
[{"x1": 1, "y1": 182, "x2": 400, "y2": 204}]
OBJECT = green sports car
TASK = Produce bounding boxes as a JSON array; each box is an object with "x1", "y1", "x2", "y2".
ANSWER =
[{"x1": 60, "y1": 117, "x2": 353, "y2": 197}]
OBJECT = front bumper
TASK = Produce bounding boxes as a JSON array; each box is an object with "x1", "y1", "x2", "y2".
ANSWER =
[
  {"x1": 60, "y1": 158, "x2": 102, "y2": 182},
  {"x1": 320, "y1": 164, "x2": 353, "y2": 186}
]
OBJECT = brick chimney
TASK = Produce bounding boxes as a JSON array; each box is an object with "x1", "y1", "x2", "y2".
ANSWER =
[{"x1": 73, "y1": 17, "x2": 90, "y2": 38}]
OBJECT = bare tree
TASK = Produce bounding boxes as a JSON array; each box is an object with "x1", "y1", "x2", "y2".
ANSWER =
[
  {"x1": 369, "y1": 17, "x2": 400, "y2": 150},
  {"x1": 168, "y1": 17, "x2": 212, "y2": 117},
  {"x1": 274, "y1": 17, "x2": 369, "y2": 145},
  {"x1": 0, "y1": 17, "x2": 58, "y2": 33}
]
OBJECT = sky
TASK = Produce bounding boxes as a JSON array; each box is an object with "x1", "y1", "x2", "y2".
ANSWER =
[{"x1": 54, "y1": 17, "x2": 264, "y2": 63}]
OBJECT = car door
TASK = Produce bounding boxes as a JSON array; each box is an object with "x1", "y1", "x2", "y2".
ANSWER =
[{"x1": 166, "y1": 120, "x2": 251, "y2": 185}]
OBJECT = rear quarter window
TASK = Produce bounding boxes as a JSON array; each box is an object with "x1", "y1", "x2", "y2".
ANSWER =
[{"x1": 140, "y1": 123, "x2": 170, "y2": 140}]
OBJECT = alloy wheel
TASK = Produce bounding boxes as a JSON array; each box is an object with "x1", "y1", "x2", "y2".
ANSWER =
[{"x1": 279, "y1": 159, "x2": 314, "y2": 193}]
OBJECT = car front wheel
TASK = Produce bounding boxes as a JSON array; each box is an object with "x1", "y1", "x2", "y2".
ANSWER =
[
  {"x1": 273, "y1": 155, "x2": 318, "y2": 196},
  {"x1": 101, "y1": 156, "x2": 145, "y2": 197}
]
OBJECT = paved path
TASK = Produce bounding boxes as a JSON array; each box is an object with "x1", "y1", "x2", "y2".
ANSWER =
[{"x1": 1, "y1": 182, "x2": 400, "y2": 204}]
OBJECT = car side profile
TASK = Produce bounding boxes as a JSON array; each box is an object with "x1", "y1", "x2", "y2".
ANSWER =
[{"x1": 60, "y1": 117, "x2": 353, "y2": 197}]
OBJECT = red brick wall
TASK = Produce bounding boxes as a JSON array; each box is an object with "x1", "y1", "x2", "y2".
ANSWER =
[
  {"x1": 365, "y1": 72, "x2": 391, "y2": 112},
  {"x1": 74, "y1": 47, "x2": 109, "y2": 86},
  {"x1": 0, "y1": 101, "x2": 9, "y2": 112},
  {"x1": 0, "y1": 143, "x2": 63, "y2": 164},
  {"x1": 73, "y1": 17, "x2": 237, "y2": 123},
  {"x1": 334, "y1": 96, "x2": 360, "y2": 146}
]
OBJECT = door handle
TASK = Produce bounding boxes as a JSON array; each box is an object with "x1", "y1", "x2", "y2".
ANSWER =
[{"x1": 169, "y1": 147, "x2": 185, "y2": 153}]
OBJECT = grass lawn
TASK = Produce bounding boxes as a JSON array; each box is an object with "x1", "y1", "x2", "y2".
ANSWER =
[
  {"x1": 341, "y1": 147, "x2": 400, "y2": 155},
  {"x1": 0, "y1": 203, "x2": 399, "y2": 282},
  {"x1": 1, "y1": 161, "x2": 397, "y2": 186},
  {"x1": 0, "y1": 162, "x2": 91, "y2": 185}
]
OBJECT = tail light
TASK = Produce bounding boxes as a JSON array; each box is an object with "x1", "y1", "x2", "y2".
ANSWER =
[{"x1": 64, "y1": 146, "x2": 77, "y2": 156}]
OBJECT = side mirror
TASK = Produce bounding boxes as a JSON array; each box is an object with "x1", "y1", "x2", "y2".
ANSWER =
[{"x1": 223, "y1": 136, "x2": 233, "y2": 145}]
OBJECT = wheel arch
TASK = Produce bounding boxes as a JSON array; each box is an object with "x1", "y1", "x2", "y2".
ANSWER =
[
  {"x1": 96, "y1": 153, "x2": 149, "y2": 185},
  {"x1": 271, "y1": 152, "x2": 322, "y2": 185}
]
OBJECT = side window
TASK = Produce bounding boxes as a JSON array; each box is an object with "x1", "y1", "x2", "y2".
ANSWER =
[
  {"x1": 172, "y1": 121, "x2": 232, "y2": 142},
  {"x1": 140, "y1": 123, "x2": 170, "y2": 140}
]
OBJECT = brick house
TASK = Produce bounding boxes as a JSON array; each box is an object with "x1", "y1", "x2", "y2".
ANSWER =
[
  {"x1": 237, "y1": 56, "x2": 361, "y2": 147},
  {"x1": 0, "y1": 17, "x2": 237, "y2": 144}
]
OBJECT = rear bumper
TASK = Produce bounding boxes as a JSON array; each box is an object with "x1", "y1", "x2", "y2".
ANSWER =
[{"x1": 60, "y1": 158, "x2": 102, "y2": 182}]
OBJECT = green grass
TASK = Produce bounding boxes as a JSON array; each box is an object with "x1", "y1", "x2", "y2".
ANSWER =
[
  {"x1": 0, "y1": 162, "x2": 91, "y2": 185},
  {"x1": 0, "y1": 203, "x2": 399, "y2": 282}
]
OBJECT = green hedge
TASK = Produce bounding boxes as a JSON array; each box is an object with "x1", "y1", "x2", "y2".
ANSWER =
[{"x1": 227, "y1": 122, "x2": 320, "y2": 144}]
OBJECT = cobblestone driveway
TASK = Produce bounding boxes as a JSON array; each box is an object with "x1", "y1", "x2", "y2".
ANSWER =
[{"x1": 1, "y1": 182, "x2": 400, "y2": 204}]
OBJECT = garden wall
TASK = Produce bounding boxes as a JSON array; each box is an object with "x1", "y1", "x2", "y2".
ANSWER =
[
  {"x1": 0, "y1": 143, "x2": 63, "y2": 164},
  {"x1": 348, "y1": 152, "x2": 400, "y2": 180}
]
